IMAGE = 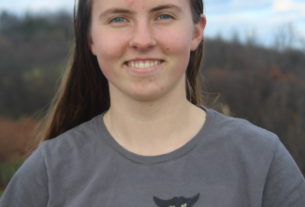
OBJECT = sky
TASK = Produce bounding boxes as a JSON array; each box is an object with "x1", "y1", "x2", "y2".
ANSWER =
[{"x1": 1, "y1": 0, "x2": 305, "y2": 49}]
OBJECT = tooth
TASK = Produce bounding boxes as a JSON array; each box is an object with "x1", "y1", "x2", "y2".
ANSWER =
[{"x1": 128, "y1": 60, "x2": 162, "y2": 69}]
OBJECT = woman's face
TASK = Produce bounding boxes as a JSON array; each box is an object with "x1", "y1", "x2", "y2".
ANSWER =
[{"x1": 89, "y1": 0, "x2": 205, "y2": 102}]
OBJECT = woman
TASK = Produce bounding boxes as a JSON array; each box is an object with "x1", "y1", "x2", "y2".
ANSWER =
[{"x1": 1, "y1": 0, "x2": 304, "y2": 206}]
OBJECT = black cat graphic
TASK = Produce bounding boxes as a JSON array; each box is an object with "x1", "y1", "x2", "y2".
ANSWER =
[{"x1": 153, "y1": 193, "x2": 200, "y2": 207}]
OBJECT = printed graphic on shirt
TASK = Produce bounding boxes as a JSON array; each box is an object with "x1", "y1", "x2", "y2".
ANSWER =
[{"x1": 153, "y1": 193, "x2": 200, "y2": 207}]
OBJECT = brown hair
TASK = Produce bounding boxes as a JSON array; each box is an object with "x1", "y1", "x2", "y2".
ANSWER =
[{"x1": 36, "y1": 0, "x2": 205, "y2": 142}]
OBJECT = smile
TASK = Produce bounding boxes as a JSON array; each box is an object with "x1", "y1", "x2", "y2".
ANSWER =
[{"x1": 125, "y1": 60, "x2": 164, "y2": 69}]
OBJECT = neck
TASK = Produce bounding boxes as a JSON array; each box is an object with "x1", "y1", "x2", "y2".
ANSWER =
[
  {"x1": 109, "y1": 92, "x2": 190, "y2": 122},
  {"x1": 103, "y1": 90, "x2": 206, "y2": 155}
]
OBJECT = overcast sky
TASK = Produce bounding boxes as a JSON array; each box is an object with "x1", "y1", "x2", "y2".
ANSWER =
[{"x1": 1, "y1": 0, "x2": 305, "y2": 48}]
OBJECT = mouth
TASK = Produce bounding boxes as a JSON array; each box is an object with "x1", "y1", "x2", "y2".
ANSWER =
[{"x1": 124, "y1": 59, "x2": 165, "y2": 70}]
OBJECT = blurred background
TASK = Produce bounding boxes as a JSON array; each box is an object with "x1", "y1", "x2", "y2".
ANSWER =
[{"x1": 0, "y1": 0, "x2": 304, "y2": 195}]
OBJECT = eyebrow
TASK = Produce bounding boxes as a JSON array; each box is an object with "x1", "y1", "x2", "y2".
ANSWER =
[
  {"x1": 99, "y1": 9, "x2": 133, "y2": 19},
  {"x1": 150, "y1": 4, "x2": 182, "y2": 13},
  {"x1": 99, "y1": 4, "x2": 182, "y2": 19}
]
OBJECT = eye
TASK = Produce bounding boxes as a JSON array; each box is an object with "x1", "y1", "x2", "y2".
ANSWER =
[
  {"x1": 110, "y1": 16, "x2": 127, "y2": 23},
  {"x1": 157, "y1": 14, "x2": 174, "y2": 20}
]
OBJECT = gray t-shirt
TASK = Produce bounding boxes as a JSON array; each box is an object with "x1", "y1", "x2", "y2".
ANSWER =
[{"x1": 1, "y1": 107, "x2": 305, "y2": 207}]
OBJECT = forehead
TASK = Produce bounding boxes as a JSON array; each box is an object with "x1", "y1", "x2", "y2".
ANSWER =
[{"x1": 91, "y1": 0, "x2": 191, "y2": 11}]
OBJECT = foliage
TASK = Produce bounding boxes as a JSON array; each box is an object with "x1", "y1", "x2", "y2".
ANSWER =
[
  {"x1": 0, "y1": 11, "x2": 73, "y2": 117},
  {"x1": 0, "y1": 159, "x2": 23, "y2": 197}
]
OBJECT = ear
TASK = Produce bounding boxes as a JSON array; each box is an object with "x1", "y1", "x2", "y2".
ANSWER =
[
  {"x1": 88, "y1": 34, "x2": 97, "y2": 56},
  {"x1": 191, "y1": 14, "x2": 206, "y2": 51}
]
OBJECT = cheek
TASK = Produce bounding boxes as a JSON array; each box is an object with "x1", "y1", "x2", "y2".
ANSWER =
[
  {"x1": 90, "y1": 34, "x2": 125, "y2": 79},
  {"x1": 91, "y1": 31, "x2": 128, "y2": 60},
  {"x1": 157, "y1": 29, "x2": 193, "y2": 55}
]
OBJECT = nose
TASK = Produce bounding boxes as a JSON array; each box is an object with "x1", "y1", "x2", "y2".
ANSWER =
[{"x1": 129, "y1": 20, "x2": 156, "y2": 50}]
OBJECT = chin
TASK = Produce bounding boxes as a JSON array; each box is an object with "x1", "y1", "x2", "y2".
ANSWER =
[
  {"x1": 130, "y1": 93, "x2": 162, "y2": 103},
  {"x1": 126, "y1": 89, "x2": 167, "y2": 103}
]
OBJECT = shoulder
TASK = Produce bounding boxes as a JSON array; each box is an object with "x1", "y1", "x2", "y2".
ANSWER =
[
  {"x1": 44, "y1": 114, "x2": 103, "y2": 146},
  {"x1": 205, "y1": 107, "x2": 278, "y2": 145},
  {"x1": 203, "y1": 107, "x2": 280, "y2": 165},
  {"x1": 202, "y1": 107, "x2": 305, "y2": 206},
  {"x1": 37, "y1": 114, "x2": 107, "y2": 164}
]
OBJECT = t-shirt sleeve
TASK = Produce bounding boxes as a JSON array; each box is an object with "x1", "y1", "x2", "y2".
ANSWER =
[
  {"x1": 0, "y1": 145, "x2": 48, "y2": 207},
  {"x1": 262, "y1": 138, "x2": 305, "y2": 207}
]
